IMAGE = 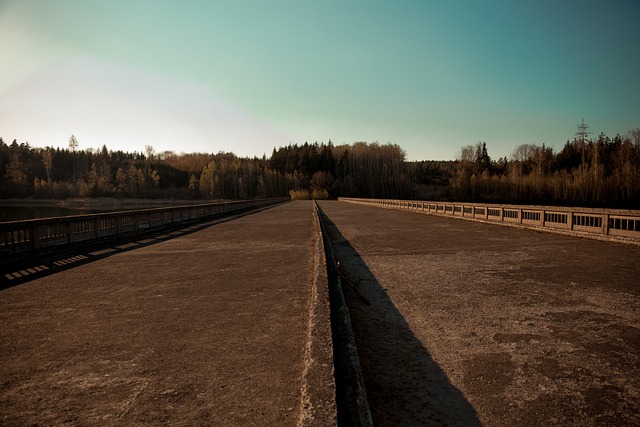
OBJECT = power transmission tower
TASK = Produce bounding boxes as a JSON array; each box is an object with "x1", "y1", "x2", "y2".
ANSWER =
[
  {"x1": 575, "y1": 119, "x2": 590, "y2": 143},
  {"x1": 574, "y1": 119, "x2": 591, "y2": 200},
  {"x1": 575, "y1": 118, "x2": 591, "y2": 170}
]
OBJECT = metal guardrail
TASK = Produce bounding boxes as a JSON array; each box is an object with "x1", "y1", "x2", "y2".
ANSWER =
[
  {"x1": 0, "y1": 198, "x2": 288, "y2": 255},
  {"x1": 339, "y1": 197, "x2": 640, "y2": 242}
]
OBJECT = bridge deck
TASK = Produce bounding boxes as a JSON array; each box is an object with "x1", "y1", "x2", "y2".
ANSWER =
[
  {"x1": 318, "y1": 200, "x2": 640, "y2": 427},
  {"x1": 1, "y1": 201, "x2": 319, "y2": 426},
  {"x1": 3, "y1": 199, "x2": 639, "y2": 426}
]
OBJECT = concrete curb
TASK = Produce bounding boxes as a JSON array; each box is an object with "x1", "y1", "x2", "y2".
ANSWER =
[
  {"x1": 314, "y1": 201, "x2": 373, "y2": 427},
  {"x1": 297, "y1": 204, "x2": 338, "y2": 426}
]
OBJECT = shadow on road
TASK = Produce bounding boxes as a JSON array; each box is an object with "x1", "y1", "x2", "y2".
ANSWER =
[
  {"x1": 1, "y1": 202, "x2": 287, "y2": 290},
  {"x1": 320, "y1": 212, "x2": 482, "y2": 426}
]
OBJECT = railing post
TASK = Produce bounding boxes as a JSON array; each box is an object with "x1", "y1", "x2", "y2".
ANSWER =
[
  {"x1": 32, "y1": 225, "x2": 40, "y2": 251},
  {"x1": 603, "y1": 213, "x2": 609, "y2": 235}
]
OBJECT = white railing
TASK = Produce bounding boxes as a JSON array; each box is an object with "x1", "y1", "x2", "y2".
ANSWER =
[{"x1": 339, "y1": 198, "x2": 640, "y2": 242}]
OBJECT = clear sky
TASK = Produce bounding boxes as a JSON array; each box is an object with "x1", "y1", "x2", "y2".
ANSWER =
[{"x1": 1, "y1": 0, "x2": 638, "y2": 160}]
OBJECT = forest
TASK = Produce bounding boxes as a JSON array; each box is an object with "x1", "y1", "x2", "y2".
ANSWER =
[
  {"x1": 444, "y1": 124, "x2": 640, "y2": 208},
  {"x1": 0, "y1": 137, "x2": 411, "y2": 201},
  {"x1": 1, "y1": 122, "x2": 639, "y2": 208}
]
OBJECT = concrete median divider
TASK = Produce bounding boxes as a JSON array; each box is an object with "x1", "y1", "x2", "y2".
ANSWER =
[
  {"x1": 297, "y1": 204, "x2": 338, "y2": 426},
  {"x1": 312, "y1": 201, "x2": 373, "y2": 427}
]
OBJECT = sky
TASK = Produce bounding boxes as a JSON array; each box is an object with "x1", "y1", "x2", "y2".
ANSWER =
[{"x1": 0, "y1": 0, "x2": 638, "y2": 161}]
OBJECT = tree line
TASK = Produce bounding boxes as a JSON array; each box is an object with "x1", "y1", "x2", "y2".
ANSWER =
[
  {"x1": 2, "y1": 122, "x2": 639, "y2": 208},
  {"x1": 269, "y1": 141, "x2": 410, "y2": 199},
  {"x1": 440, "y1": 124, "x2": 640, "y2": 208},
  {"x1": 0, "y1": 136, "x2": 411, "y2": 201}
]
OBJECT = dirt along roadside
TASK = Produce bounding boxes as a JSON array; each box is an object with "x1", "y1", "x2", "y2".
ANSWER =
[
  {"x1": 318, "y1": 200, "x2": 640, "y2": 427},
  {"x1": 0, "y1": 201, "x2": 331, "y2": 426}
]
